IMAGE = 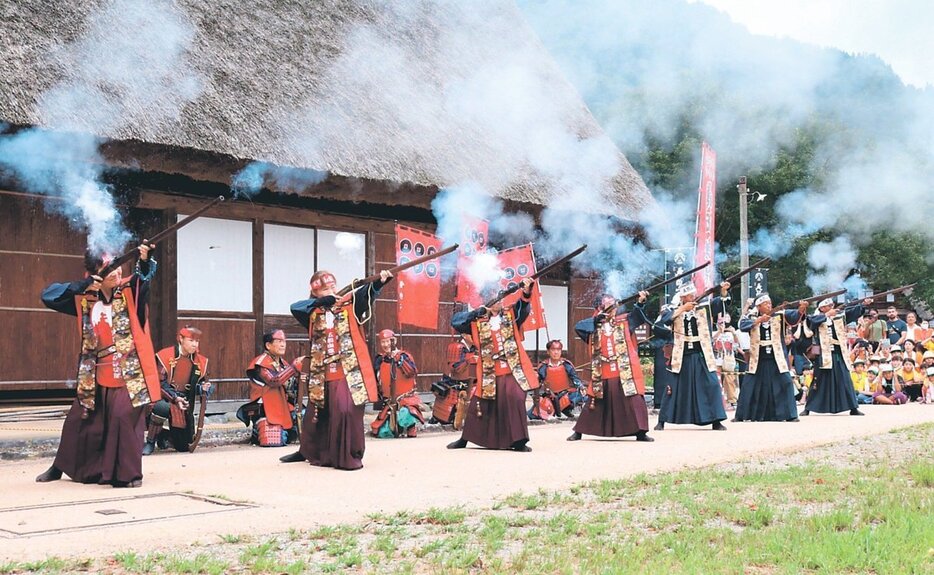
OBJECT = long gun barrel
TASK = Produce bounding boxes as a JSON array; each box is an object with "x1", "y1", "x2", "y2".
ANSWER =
[
  {"x1": 603, "y1": 261, "x2": 711, "y2": 314},
  {"x1": 336, "y1": 243, "x2": 460, "y2": 297},
  {"x1": 98, "y1": 195, "x2": 226, "y2": 276},
  {"x1": 772, "y1": 288, "x2": 847, "y2": 313},
  {"x1": 696, "y1": 257, "x2": 771, "y2": 301},
  {"x1": 834, "y1": 283, "x2": 916, "y2": 310},
  {"x1": 482, "y1": 245, "x2": 587, "y2": 308}
]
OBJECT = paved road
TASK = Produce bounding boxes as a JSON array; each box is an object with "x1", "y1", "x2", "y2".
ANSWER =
[{"x1": 1, "y1": 404, "x2": 932, "y2": 561}]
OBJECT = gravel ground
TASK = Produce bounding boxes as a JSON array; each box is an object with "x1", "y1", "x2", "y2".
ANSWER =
[
  {"x1": 4, "y1": 403, "x2": 931, "y2": 568},
  {"x1": 20, "y1": 421, "x2": 926, "y2": 575}
]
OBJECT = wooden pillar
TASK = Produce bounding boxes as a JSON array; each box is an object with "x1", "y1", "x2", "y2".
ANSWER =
[{"x1": 253, "y1": 217, "x2": 265, "y2": 355}]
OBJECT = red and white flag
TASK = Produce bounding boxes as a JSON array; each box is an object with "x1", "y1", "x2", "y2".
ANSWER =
[
  {"x1": 395, "y1": 224, "x2": 442, "y2": 329},
  {"x1": 495, "y1": 244, "x2": 547, "y2": 331},
  {"x1": 454, "y1": 217, "x2": 489, "y2": 306},
  {"x1": 693, "y1": 141, "x2": 717, "y2": 293}
]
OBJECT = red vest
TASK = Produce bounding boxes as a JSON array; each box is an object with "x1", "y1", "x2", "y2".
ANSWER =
[
  {"x1": 588, "y1": 314, "x2": 646, "y2": 396},
  {"x1": 156, "y1": 346, "x2": 208, "y2": 393},
  {"x1": 446, "y1": 341, "x2": 477, "y2": 381},
  {"x1": 307, "y1": 306, "x2": 378, "y2": 403},
  {"x1": 247, "y1": 353, "x2": 296, "y2": 429},
  {"x1": 542, "y1": 361, "x2": 572, "y2": 393},
  {"x1": 74, "y1": 283, "x2": 160, "y2": 405},
  {"x1": 377, "y1": 351, "x2": 417, "y2": 398},
  {"x1": 469, "y1": 310, "x2": 539, "y2": 391}
]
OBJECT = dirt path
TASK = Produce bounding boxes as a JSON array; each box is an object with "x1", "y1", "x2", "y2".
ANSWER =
[{"x1": 1, "y1": 404, "x2": 932, "y2": 562}]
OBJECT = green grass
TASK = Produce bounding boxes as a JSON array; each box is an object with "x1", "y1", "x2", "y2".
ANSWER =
[
  {"x1": 218, "y1": 533, "x2": 247, "y2": 544},
  {"x1": 160, "y1": 553, "x2": 228, "y2": 575},
  {"x1": 911, "y1": 461, "x2": 934, "y2": 487},
  {"x1": 113, "y1": 551, "x2": 158, "y2": 573},
  {"x1": 9, "y1": 423, "x2": 934, "y2": 574}
]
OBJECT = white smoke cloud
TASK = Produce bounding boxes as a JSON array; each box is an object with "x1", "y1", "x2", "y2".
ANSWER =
[
  {"x1": 256, "y1": 1, "x2": 666, "y2": 295},
  {"x1": 0, "y1": 0, "x2": 203, "y2": 255},
  {"x1": 334, "y1": 232, "x2": 365, "y2": 258},
  {"x1": 806, "y1": 237, "x2": 857, "y2": 293},
  {"x1": 232, "y1": 162, "x2": 328, "y2": 198},
  {"x1": 463, "y1": 252, "x2": 504, "y2": 291},
  {"x1": 520, "y1": 0, "x2": 934, "y2": 290}
]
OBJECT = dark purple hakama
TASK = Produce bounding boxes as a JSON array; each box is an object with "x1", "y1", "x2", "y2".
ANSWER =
[
  {"x1": 462, "y1": 374, "x2": 530, "y2": 449},
  {"x1": 573, "y1": 377, "x2": 649, "y2": 437},
  {"x1": 299, "y1": 378, "x2": 366, "y2": 470},
  {"x1": 54, "y1": 387, "x2": 146, "y2": 485}
]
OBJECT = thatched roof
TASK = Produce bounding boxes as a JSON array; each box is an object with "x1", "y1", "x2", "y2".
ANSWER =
[{"x1": 0, "y1": 0, "x2": 652, "y2": 214}]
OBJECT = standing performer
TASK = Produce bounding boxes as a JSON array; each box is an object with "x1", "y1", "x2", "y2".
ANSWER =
[
  {"x1": 145, "y1": 326, "x2": 211, "y2": 454},
  {"x1": 801, "y1": 297, "x2": 873, "y2": 416},
  {"x1": 535, "y1": 340, "x2": 584, "y2": 420},
  {"x1": 239, "y1": 329, "x2": 302, "y2": 446},
  {"x1": 280, "y1": 269, "x2": 391, "y2": 469},
  {"x1": 655, "y1": 282, "x2": 731, "y2": 431},
  {"x1": 649, "y1": 305, "x2": 675, "y2": 414},
  {"x1": 568, "y1": 292, "x2": 653, "y2": 442},
  {"x1": 36, "y1": 244, "x2": 159, "y2": 487},
  {"x1": 446, "y1": 278, "x2": 537, "y2": 452},
  {"x1": 733, "y1": 295, "x2": 807, "y2": 422},
  {"x1": 371, "y1": 329, "x2": 424, "y2": 438},
  {"x1": 713, "y1": 315, "x2": 740, "y2": 407}
]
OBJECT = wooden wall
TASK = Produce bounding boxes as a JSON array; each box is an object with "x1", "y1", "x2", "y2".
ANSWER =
[
  {"x1": 0, "y1": 192, "x2": 86, "y2": 391},
  {"x1": 1, "y1": 187, "x2": 602, "y2": 401},
  {"x1": 0, "y1": 191, "x2": 165, "y2": 393}
]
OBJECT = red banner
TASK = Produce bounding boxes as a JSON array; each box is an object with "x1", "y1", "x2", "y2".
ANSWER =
[
  {"x1": 395, "y1": 224, "x2": 442, "y2": 329},
  {"x1": 455, "y1": 217, "x2": 489, "y2": 306},
  {"x1": 693, "y1": 142, "x2": 717, "y2": 293},
  {"x1": 496, "y1": 244, "x2": 547, "y2": 331}
]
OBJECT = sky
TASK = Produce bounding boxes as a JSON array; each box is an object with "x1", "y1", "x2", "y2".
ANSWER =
[{"x1": 695, "y1": 0, "x2": 934, "y2": 89}]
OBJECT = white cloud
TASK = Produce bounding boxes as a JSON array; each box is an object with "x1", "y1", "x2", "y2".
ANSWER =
[{"x1": 694, "y1": 0, "x2": 934, "y2": 88}]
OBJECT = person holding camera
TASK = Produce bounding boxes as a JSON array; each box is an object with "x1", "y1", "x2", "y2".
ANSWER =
[
  {"x1": 858, "y1": 308, "x2": 887, "y2": 352},
  {"x1": 713, "y1": 314, "x2": 741, "y2": 408}
]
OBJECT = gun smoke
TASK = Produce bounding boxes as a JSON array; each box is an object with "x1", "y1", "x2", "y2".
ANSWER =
[
  {"x1": 521, "y1": 0, "x2": 934, "y2": 287},
  {"x1": 0, "y1": 0, "x2": 203, "y2": 255}
]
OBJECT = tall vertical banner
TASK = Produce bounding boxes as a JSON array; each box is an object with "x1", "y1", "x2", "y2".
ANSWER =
[
  {"x1": 693, "y1": 142, "x2": 717, "y2": 294},
  {"x1": 395, "y1": 224, "x2": 442, "y2": 329},
  {"x1": 749, "y1": 268, "x2": 769, "y2": 302},
  {"x1": 664, "y1": 248, "x2": 693, "y2": 305},
  {"x1": 454, "y1": 217, "x2": 489, "y2": 307},
  {"x1": 496, "y1": 244, "x2": 547, "y2": 331}
]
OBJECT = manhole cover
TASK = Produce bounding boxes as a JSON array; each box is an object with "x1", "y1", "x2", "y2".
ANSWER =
[{"x1": 0, "y1": 492, "x2": 253, "y2": 537}]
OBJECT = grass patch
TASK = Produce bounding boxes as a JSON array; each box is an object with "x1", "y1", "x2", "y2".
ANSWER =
[
  {"x1": 910, "y1": 461, "x2": 934, "y2": 487},
  {"x1": 160, "y1": 553, "x2": 228, "y2": 575},
  {"x1": 414, "y1": 506, "x2": 467, "y2": 525},
  {"x1": 307, "y1": 524, "x2": 360, "y2": 539},
  {"x1": 218, "y1": 533, "x2": 247, "y2": 544},
  {"x1": 372, "y1": 531, "x2": 398, "y2": 557},
  {"x1": 500, "y1": 488, "x2": 552, "y2": 510},
  {"x1": 13, "y1": 423, "x2": 934, "y2": 575},
  {"x1": 113, "y1": 551, "x2": 158, "y2": 573}
]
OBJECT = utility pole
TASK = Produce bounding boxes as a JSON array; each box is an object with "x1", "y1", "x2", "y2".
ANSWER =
[{"x1": 738, "y1": 176, "x2": 749, "y2": 304}]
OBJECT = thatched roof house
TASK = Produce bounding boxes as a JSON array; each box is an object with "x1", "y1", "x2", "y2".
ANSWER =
[
  {"x1": 1, "y1": 0, "x2": 651, "y2": 213},
  {"x1": 0, "y1": 0, "x2": 651, "y2": 400}
]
